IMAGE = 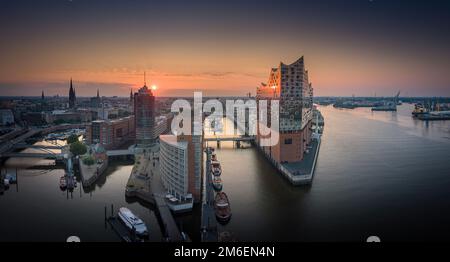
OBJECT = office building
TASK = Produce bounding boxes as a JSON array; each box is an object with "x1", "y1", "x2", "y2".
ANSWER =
[
  {"x1": 159, "y1": 133, "x2": 203, "y2": 204},
  {"x1": 134, "y1": 84, "x2": 156, "y2": 145}
]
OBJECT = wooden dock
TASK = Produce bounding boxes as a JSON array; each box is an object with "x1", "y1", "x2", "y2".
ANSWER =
[{"x1": 153, "y1": 193, "x2": 183, "y2": 242}]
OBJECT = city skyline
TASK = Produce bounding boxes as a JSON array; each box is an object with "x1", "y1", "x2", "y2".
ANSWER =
[{"x1": 1, "y1": 0, "x2": 450, "y2": 97}]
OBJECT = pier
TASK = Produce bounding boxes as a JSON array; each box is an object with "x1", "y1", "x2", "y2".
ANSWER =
[
  {"x1": 153, "y1": 193, "x2": 183, "y2": 242},
  {"x1": 105, "y1": 205, "x2": 141, "y2": 242},
  {"x1": 201, "y1": 147, "x2": 218, "y2": 242}
]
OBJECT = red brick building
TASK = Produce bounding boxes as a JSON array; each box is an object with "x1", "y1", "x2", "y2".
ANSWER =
[{"x1": 85, "y1": 116, "x2": 135, "y2": 149}]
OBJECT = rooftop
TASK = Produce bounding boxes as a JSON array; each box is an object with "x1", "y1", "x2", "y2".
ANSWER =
[{"x1": 159, "y1": 135, "x2": 188, "y2": 149}]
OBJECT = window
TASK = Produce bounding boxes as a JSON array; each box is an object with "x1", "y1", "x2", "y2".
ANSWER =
[{"x1": 285, "y1": 138, "x2": 293, "y2": 144}]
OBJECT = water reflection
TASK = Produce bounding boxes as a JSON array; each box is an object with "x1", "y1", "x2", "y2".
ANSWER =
[{"x1": 1, "y1": 104, "x2": 450, "y2": 241}]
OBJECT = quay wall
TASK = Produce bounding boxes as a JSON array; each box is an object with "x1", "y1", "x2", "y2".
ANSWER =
[
  {"x1": 79, "y1": 158, "x2": 108, "y2": 187},
  {"x1": 256, "y1": 136, "x2": 321, "y2": 186}
]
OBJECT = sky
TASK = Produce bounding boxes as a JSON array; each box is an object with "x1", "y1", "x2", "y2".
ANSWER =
[{"x1": 0, "y1": 0, "x2": 449, "y2": 97}]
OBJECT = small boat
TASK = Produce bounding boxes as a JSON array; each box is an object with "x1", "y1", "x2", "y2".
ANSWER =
[
  {"x1": 118, "y1": 207, "x2": 149, "y2": 238},
  {"x1": 214, "y1": 192, "x2": 232, "y2": 223},
  {"x1": 59, "y1": 176, "x2": 67, "y2": 190},
  {"x1": 212, "y1": 175, "x2": 223, "y2": 191},
  {"x1": 412, "y1": 103, "x2": 428, "y2": 117},
  {"x1": 211, "y1": 161, "x2": 222, "y2": 176},
  {"x1": 211, "y1": 153, "x2": 217, "y2": 161}
]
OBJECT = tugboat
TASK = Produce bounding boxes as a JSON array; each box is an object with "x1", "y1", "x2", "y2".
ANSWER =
[
  {"x1": 118, "y1": 207, "x2": 149, "y2": 239},
  {"x1": 412, "y1": 103, "x2": 428, "y2": 117},
  {"x1": 214, "y1": 192, "x2": 231, "y2": 223},
  {"x1": 211, "y1": 161, "x2": 222, "y2": 176},
  {"x1": 212, "y1": 175, "x2": 223, "y2": 191},
  {"x1": 59, "y1": 176, "x2": 67, "y2": 190}
]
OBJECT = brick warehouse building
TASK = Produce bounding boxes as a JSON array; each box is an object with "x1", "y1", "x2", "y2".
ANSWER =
[{"x1": 85, "y1": 116, "x2": 135, "y2": 150}]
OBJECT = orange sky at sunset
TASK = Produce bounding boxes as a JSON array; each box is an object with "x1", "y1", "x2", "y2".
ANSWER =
[{"x1": 1, "y1": 1, "x2": 449, "y2": 97}]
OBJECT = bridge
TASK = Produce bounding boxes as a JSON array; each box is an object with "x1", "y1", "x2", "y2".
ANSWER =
[
  {"x1": 2, "y1": 152, "x2": 65, "y2": 159},
  {"x1": 203, "y1": 135, "x2": 255, "y2": 142},
  {"x1": 106, "y1": 149, "x2": 135, "y2": 157},
  {"x1": 12, "y1": 144, "x2": 64, "y2": 150},
  {"x1": 0, "y1": 124, "x2": 84, "y2": 157}
]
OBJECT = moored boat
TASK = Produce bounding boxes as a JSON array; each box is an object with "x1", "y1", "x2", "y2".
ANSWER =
[
  {"x1": 59, "y1": 176, "x2": 67, "y2": 190},
  {"x1": 214, "y1": 192, "x2": 231, "y2": 223},
  {"x1": 5, "y1": 173, "x2": 17, "y2": 184},
  {"x1": 211, "y1": 152, "x2": 217, "y2": 161},
  {"x1": 118, "y1": 207, "x2": 149, "y2": 238},
  {"x1": 412, "y1": 103, "x2": 428, "y2": 117},
  {"x1": 211, "y1": 161, "x2": 222, "y2": 176},
  {"x1": 212, "y1": 175, "x2": 223, "y2": 191},
  {"x1": 3, "y1": 179, "x2": 10, "y2": 188}
]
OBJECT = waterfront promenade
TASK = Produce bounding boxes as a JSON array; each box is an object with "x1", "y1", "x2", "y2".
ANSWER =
[{"x1": 125, "y1": 145, "x2": 183, "y2": 242}]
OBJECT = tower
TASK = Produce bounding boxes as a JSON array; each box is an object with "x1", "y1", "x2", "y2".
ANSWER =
[
  {"x1": 130, "y1": 88, "x2": 133, "y2": 107},
  {"x1": 134, "y1": 72, "x2": 156, "y2": 146},
  {"x1": 41, "y1": 90, "x2": 45, "y2": 100}
]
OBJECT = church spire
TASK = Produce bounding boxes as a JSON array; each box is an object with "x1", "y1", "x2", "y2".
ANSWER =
[
  {"x1": 69, "y1": 78, "x2": 76, "y2": 109},
  {"x1": 97, "y1": 89, "x2": 100, "y2": 98},
  {"x1": 41, "y1": 90, "x2": 45, "y2": 100}
]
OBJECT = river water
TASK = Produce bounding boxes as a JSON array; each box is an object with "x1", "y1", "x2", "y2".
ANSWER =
[{"x1": 1, "y1": 104, "x2": 450, "y2": 241}]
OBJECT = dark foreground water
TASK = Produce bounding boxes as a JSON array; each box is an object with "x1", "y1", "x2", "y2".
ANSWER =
[{"x1": 1, "y1": 104, "x2": 450, "y2": 241}]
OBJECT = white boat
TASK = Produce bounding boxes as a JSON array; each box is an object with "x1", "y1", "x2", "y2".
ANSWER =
[
  {"x1": 5, "y1": 173, "x2": 17, "y2": 184},
  {"x1": 117, "y1": 207, "x2": 149, "y2": 238}
]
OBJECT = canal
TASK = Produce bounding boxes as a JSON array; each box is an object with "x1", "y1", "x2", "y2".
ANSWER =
[{"x1": 1, "y1": 103, "x2": 450, "y2": 241}]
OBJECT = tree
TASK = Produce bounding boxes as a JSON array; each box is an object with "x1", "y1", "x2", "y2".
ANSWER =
[
  {"x1": 70, "y1": 141, "x2": 87, "y2": 156},
  {"x1": 82, "y1": 155, "x2": 95, "y2": 166},
  {"x1": 66, "y1": 134, "x2": 79, "y2": 144}
]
